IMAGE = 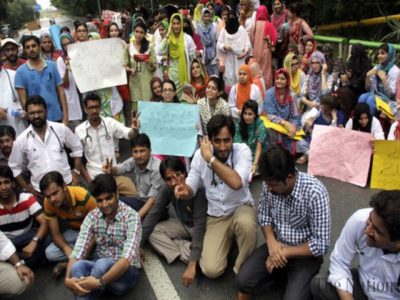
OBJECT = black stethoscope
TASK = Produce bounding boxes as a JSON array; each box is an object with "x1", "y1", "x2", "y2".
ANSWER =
[
  {"x1": 210, "y1": 148, "x2": 235, "y2": 187},
  {"x1": 4, "y1": 68, "x2": 18, "y2": 103},
  {"x1": 27, "y1": 126, "x2": 65, "y2": 153},
  {"x1": 84, "y1": 119, "x2": 111, "y2": 144}
]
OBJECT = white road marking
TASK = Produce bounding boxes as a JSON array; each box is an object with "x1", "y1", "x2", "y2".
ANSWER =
[{"x1": 144, "y1": 249, "x2": 181, "y2": 300}]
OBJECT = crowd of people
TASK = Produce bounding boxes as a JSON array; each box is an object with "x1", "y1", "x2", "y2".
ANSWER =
[{"x1": 0, "y1": 0, "x2": 400, "y2": 299}]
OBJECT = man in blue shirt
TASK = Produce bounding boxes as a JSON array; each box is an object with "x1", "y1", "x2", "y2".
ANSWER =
[{"x1": 15, "y1": 35, "x2": 68, "y2": 124}]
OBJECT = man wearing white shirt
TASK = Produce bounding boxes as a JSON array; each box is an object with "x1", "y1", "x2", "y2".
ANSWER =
[
  {"x1": 311, "y1": 191, "x2": 400, "y2": 300},
  {"x1": 0, "y1": 230, "x2": 34, "y2": 296},
  {"x1": 9, "y1": 95, "x2": 83, "y2": 197},
  {"x1": 75, "y1": 92, "x2": 139, "y2": 197},
  {"x1": 175, "y1": 115, "x2": 257, "y2": 278}
]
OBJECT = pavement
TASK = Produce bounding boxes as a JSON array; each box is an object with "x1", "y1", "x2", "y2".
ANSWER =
[{"x1": 12, "y1": 138, "x2": 377, "y2": 300}]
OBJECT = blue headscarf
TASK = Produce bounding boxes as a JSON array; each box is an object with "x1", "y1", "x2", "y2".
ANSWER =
[{"x1": 378, "y1": 43, "x2": 396, "y2": 73}]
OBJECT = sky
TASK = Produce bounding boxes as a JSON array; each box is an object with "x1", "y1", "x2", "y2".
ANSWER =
[{"x1": 37, "y1": 0, "x2": 51, "y2": 9}]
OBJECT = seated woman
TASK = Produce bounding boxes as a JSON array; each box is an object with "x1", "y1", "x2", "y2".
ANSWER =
[
  {"x1": 359, "y1": 43, "x2": 400, "y2": 116},
  {"x1": 388, "y1": 104, "x2": 400, "y2": 140},
  {"x1": 150, "y1": 77, "x2": 163, "y2": 102},
  {"x1": 263, "y1": 68, "x2": 301, "y2": 154},
  {"x1": 345, "y1": 102, "x2": 385, "y2": 140},
  {"x1": 190, "y1": 58, "x2": 209, "y2": 99},
  {"x1": 234, "y1": 100, "x2": 267, "y2": 176},
  {"x1": 284, "y1": 53, "x2": 307, "y2": 105},
  {"x1": 347, "y1": 44, "x2": 372, "y2": 97},
  {"x1": 198, "y1": 76, "x2": 231, "y2": 130},
  {"x1": 228, "y1": 64, "x2": 262, "y2": 119},
  {"x1": 296, "y1": 95, "x2": 346, "y2": 164},
  {"x1": 300, "y1": 51, "x2": 332, "y2": 124}
]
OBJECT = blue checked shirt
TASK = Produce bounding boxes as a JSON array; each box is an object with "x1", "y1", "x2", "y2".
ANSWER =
[{"x1": 258, "y1": 172, "x2": 331, "y2": 257}]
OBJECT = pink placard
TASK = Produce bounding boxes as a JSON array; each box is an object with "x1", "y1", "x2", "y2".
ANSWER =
[{"x1": 308, "y1": 125, "x2": 373, "y2": 187}]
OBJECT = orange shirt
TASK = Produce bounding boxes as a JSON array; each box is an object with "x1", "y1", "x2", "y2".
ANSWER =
[{"x1": 44, "y1": 186, "x2": 97, "y2": 230}]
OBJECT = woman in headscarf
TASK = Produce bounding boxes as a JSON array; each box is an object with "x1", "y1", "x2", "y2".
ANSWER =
[
  {"x1": 158, "y1": 13, "x2": 196, "y2": 97},
  {"x1": 359, "y1": 43, "x2": 399, "y2": 116},
  {"x1": 197, "y1": 8, "x2": 218, "y2": 76},
  {"x1": 40, "y1": 33, "x2": 62, "y2": 61},
  {"x1": 193, "y1": 3, "x2": 205, "y2": 28},
  {"x1": 263, "y1": 68, "x2": 301, "y2": 154},
  {"x1": 190, "y1": 58, "x2": 209, "y2": 99},
  {"x1": 217, "y1": 13, "x2": 251, "y2": 89},
  {"x1": 238, "y1": 0, "x2": 256, "y2": 34},
  {"x1": 347, "y1": 43, "x2": 372, "y2": 97},
  {"x1": 125, "y1": 21, "x2": 157, "y2": 112},
  {"x1": 154, "y1": 20, "x2": 169, "y2": 79},
  {"x1": 249, "y1": 61, "x2": 266, "y2": 101},
  {"x1": 287, "y1": 2, "x2": 313, "y2": 55},
  {"x1": 300, "y1": 51, "x2": 332, "y2": 125},
  {"x1": 56, "y1": 32, "x2": 82, "y2": 131},
  {"x1": 271, "y1": 0, "x2": 289, "y2": 65},
  {"x1": 300, "y1": 37, "x2": 317, "y2": 73},
  {"x1": 283, "y1": 53, "x2": 307, "y2": 105},
  {"x1": 228, "y1": 64, "x2": 262, "y2": 119},
  {"x1": 249, "y1": 5, "x2": 277, "y2": 89}
]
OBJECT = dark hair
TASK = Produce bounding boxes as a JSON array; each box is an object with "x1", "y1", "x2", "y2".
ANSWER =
[
  {"x1": 320, "y1": 95, "x2": 337, "y2": 110},
  {"x1": 208, "y1": 76, "x2": 224, "y2": 92},
  {"x1": 288, "y1": 2, "x2": 302, "y2": 16},
  {"x1": 75, "y1": 22, "x2": 88, "y2": 32},
  {"x1": 159, "y1": 157, "x2": 187, "y2": 180},
  {"x1": 21, "y1": 35, "x2": 40, "y2": 48},
  {"x1": 26, "y1": 95, "x2": 47, "y2": 111},
  {"x1": 83, "y1": 92, "x2": 101, "y2": 107},
  {"x1": 245, "y1": 55, "x2": 254, "y2": 65},
  {"x1": 225, "y1": 13, "x2": 239, "y2": 35},
  {"x1": 0, "y1": 166, "x2": 14, "y2": 182},
  {"x1": 370, "y1": 191, "x2": 400, "y2": 241},
  {"x1": 148, "y1": 18, "x2": 157, "y2": 28},
  {"x1": 60, "y1": 26, "x2": 71, "y2": 34},
  {"x1": 378, "y1": 43, "x2": 389, "y2": 54},
  {"x1": 130, "y1": 133, "x2": 151, "y2": 149},
  {"x1": 150, "y1": 77, "x2": 163, "y2": 101},
  {"x1": 39, "y1": 171, "x2": 64, "y2": 193},
  {"x1": 221, "y1": 5, "x2": 231, "y2": 15},
  {"x1": 90, "y1": 174, "x2": 117, "y2": 197},
  {"x1": 352, "y1": 102, "x2": 372, "y2": 133},
  {"x1": 335, "y1": 87, "x2": 357, "y2": 121},
  {"x1": 0, "y1": 125, "x2": 16, "y2": 140},
  {"x1": 134, "y1": 22, "x2": 150, "y2": 53},
  {"x1": 183, "y1": 17, "x2": 193, "y2": 37},
  {"x1": 239, "y1": 100, "x2": 259, "y2": 141},
  {"x1": 258, "y1": 145, "x2": 296, "y2": 182},
  {"x1": 207, "y1": 115, "x2": 235, "y2": 139},
  {"x1": 162, "y1": 79, "x2": 180, "y2": 103},
  {"x1": 108, "y1": 22, "x2": 121, "y2": 37}
]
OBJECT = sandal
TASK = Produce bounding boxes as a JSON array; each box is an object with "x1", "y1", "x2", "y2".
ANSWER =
[
  {"x1": 296, "y1": 155, "x2": 308, "y2": 165},
  {"x1": 52, "y1": 262, "x2": 67, "y2": 279}
]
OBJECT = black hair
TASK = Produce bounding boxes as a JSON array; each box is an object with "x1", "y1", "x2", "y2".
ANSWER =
[
  {"x1": 159, "y1": 157, "x2": 187, "y2": 180},
  {"x1": 320, "y1": 95, "x2": 338, "y2": 110},
  {"x1": 21, "y1": 35, "x2": 40, "y2": 48},
  {"x1": 162, "y1": 79, "x2": 180, "y2": 103},
  {"x1": 288, "y1": 2, "x2": 302, "y2": 16},
  {"x1": 60, "y1": 26, "x2": 71, "y2": 34},
  {"x1": 134, "y1": 21, "x2": 150, "y2": 53},
  {"x1": 370, "y1": 191, "x2": 400, "y2": 241},
  {"x1": 208, "y1": 76, "x2": 224, "y2": 92},
  {"x1": 75, "y1": 22, "x2": 88, "y2": 32},
  {"x1": 130, "y1": 133, "x2": 151, "y2": 149},
  {"x1": 26, "y1": 95, "x2": 47, "y2": 111},
  {"x1": 0, "y1": 125, "x2": 16, "y2": 140},
  {"x1": 83, "y1": 92, "x2": 101, "y2": 107},
  {"x1": 183, "y1": 17, "x2": 193, "y2": 37},
  {"x1": 90, "y1": 174, "x2": 117, "y2": 197},
  {"x1": 0, "y1": 166, "x2": 14, "y2": 182},
  {"x1": 352, "y1": 102, "x2": 372, "y2": 133},
  {"x1": 148, "y1": 18, "x2": 157, "y2": 28},
  {"x1": 39, "y1": 171, "x2": 64, "y2": 193},
  {"x1": 258, "y1": 145, "x2": 296, "y2": 182},
  {"x1": 239, "y1": 100, "x2": 259, "y2": 141},
  {"x1": 378, "y1": 43, "x2": 389, "y2": 54},
  {"x1": 207, "y1": 115, "x2": 235, "y2": 139},
  {"x1": 108, "y1": 22, "x2": 121, "y2": 37},
  {"x1": 245, "y1": 56, "x2": 254, "y2": 65}
]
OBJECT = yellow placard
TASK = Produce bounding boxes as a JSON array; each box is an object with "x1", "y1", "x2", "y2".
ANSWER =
[
  {"x1": 260, "y1": 115, "x2": 305, "y2": 140},
  {"x1": 375, "y1": 96, "x2": 395, "y2": 120},
  {"x1": 371, "y1": 140, "x2": 400, "y2": 190}
]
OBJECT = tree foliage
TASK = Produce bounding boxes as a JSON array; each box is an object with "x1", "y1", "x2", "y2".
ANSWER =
[{"x1": 1, "y1": 0, "x2": 37, "y2": 29}]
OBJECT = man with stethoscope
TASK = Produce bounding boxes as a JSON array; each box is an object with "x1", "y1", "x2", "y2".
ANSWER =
[
  {"x1": 0, "y1": 58, "x2": 27, "y2": 135},
  {"x1": 75, "y1": 92, "x2": 139, "y2": 197},
  {"x1": 8, "y1": 95, "x2": 83, "y2": 198}
]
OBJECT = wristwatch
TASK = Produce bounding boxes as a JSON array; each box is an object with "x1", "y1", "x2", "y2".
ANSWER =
[
  {"x1": 98, "y1": 277, "x2": 106, "y2": 289},
  {"x1": 15, "y1": 260, "x2": 25, "y2": 268},
  {"x1": 72, "y1": 169, "x2": 81, "y2": 175},
  {"x1": 32, "y1": 235, "x2": 40, "y2": 242},
  {"x1": 207, "y1": 156, "x2": 216, "y2": 168}
]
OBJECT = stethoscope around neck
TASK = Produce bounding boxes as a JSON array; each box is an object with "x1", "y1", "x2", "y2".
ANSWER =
[
  {"x1": 3, "y1": 68, "x2": 18, "y2": 103},
  {"x1": 84, "y1": 119, "x2": 111, "y2": 144},
  {"x1": 27, "y1": 126, "x2": 65, "y2": 153}
]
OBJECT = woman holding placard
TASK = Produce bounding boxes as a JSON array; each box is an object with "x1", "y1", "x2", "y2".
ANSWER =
[{"x1": 125, "y1": 21, "x2": 157, "y2": 112}]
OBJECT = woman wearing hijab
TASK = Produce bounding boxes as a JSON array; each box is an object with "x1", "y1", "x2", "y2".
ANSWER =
[
  {"x1": 158, "y1": 13, "x2": 196, "y2": 97},
  {"x1": 197, "y1": 8, "x2": 218, "y2": 76},
  {"x1": 56, "y1": 32, "x2": 82, "y2": 131},
  {"x1": 249, "y1": 5, "x2": 277, "y2": 89},
  {"x1": 249, "y1": 61, "x2": 266, "y2": 101},
  {"x1": 347, "y1": 44, "x2": 372, "y2": 97},
  {"x1": 154, "y1": 20, "x2": 169, "y2": 79},
  {"x1": 40, "y1": 33, "x2": 62, "y2": 61},
  {"x1": 263, "y1": 68, "x2": 301, "y2": 154},
  {"x1": 217, "y1": 13, "x2": 251, "y2": 89},
  {"x1": 271, "y1": 0, "x2": 289, "y2": 65},
  {"x1": 359, "y1": 43, "x2": 400, "y2": 116},
  {"x1": 301, "y1": 37, "x2": 317, "y2": 73},
  {"x1": 228, "y1": 64, "x2": 262, "y2": 119},
  {"x1": 190, "y1": 58, "x2": 209, "y2": 99},
  {"x1": 284, "y1": 53, "x2": 307, "y2": 105}
]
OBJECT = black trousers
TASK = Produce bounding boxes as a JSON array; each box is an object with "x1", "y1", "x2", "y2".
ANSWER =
[{"x1": 235, "y1": 244, "x2": 323, "y2": 300}]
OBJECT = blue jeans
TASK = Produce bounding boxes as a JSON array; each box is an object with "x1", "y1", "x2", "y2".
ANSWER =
[
  {"x1": 119, "y1": 196, "x2": 145, "y2": 212},
  {"x1": 45, "y1": 229, "x2": 79, "y2": 262},
  {"x1": 70, "y1": 258, "x2": 139, "y2": 300}
]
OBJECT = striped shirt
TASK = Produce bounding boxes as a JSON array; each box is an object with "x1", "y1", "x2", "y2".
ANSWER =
[
  {"x1": 0, "y1": 193, "x2": 42, "y2": 238},
  {"x1": 71, "y1": 202, "x2": 141, "y2": 268}
]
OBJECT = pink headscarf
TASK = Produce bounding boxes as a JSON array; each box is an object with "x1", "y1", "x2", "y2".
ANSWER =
[{"x1": 256, "y1": 6, "x2": 278, "y2": 46}]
